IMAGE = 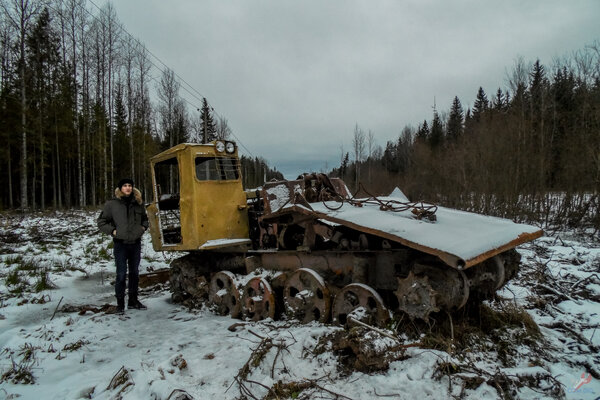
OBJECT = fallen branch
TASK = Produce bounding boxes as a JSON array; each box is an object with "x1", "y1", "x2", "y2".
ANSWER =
[
  {"x1": 308, "y1": 378, "x2": 354, "y2": 400},
  {"x1": 229, "y1": 330, "x2": 297, "y2": 399},
  {"x1": 347, "y1": 317, "x2": 400, "y2": 342},
  {"x1": 535, "y1": 283, "x2": 580, "y2": 304},
  {"x1": 271, "y1": 342, "x2": 282, "y2": 379},
  {"x1": 248, "y1": 330, "x2": 266, "y2": 340},
  {"x1": 245, "y1": 379, "x2": 278, "y2": 398},
  {"x1": 457, "y1": 360, "x2": 565, "y2": 399},
  {"x1": 106, "y1": 366, "x2": 133, "y2": 391},
  {"x1": 571, "y1": 273, "x2": 600, "y2": 291},
  {"x1": 540, "y1": 321, "x2": 597, "y2": 349},
  {"x1": 50, "y1": 296, "x2": 63, "y2": 321},
  {"x1": 347, "y1": 316, "x2": 422, "y2": 348},
  {"x1": 227, "y1": 335, "x2": 273, "y2": 398},
  {"x1": 227, "y1": 322, "x2": 247, "y2": 332},
  {"x1": 234, "y1": 378, "x2": 259, "y2": 400}
]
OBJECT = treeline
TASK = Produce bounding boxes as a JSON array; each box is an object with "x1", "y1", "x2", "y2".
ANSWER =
[
  {"x1": 0, "y1": 0, "x2": 277, "y2": 210},
  {"x1": 240, "y1": 155, "x2": 284, "y2": 190},
  {"x1": 333, "y1": 44, "x2": 600, "y2": 228}
]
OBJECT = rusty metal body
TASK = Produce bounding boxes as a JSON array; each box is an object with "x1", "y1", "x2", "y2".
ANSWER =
[{"x1": 147, "y1": 142, "x2": 543, "y2": 325}]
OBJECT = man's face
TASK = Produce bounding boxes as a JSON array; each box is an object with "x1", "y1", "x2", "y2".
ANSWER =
[{"x1": 122, "y1": 183, "x2": 133, "y2": 195}]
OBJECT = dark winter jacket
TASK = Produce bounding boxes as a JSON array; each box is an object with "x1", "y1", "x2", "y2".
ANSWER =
[{"x1": 97, "y1": 187, "x2": 149, "y2": 244}]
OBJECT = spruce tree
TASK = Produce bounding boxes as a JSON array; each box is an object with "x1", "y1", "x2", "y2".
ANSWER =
[
  {"x1": 113, "y1": 84, "x2": 129, "y2": 175},
  {"x1": 447, "y1": 96, "x2": 463, "y2": 141},
  {"x1": 416, "y1": 120, "x2": 429, "y2": 142},
  {"x1": 26, "y1": 8, "x2": 61, "y2": 209},
  {"x1": 200, "y1": 97, "x2": 217, "y2": 143},
  {"x1": 493, "y1": 88, "x2": 506, "y2": 111},
  {"x1": 529, "y1": 59, "x2": 548, "y2": 131},
  {"x1": 472, "y1": 87, "x2": 488, "y2": 121},
  {"x1": 429, "y1": 109, "x2": 444, "y2": 148},
  {"x1": 383, "y1": 141, "x2": 397, "y2": 173}
]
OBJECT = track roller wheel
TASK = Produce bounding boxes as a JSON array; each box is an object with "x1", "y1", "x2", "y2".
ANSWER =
[
  {"x1": 284, "y1": 268, "x2": 331, "y2": 323},
  {"x1": 209, "y1": 271, "x2": 241, "y2": 318},
  {"x1": 332, "y1": 283, "x2": 390, "y2": 327},
  {"x1": 465, "y1": 255, "x2": 506, "y2": 299},
  {"x1": 241, "y1": 277, "x2": 276, "y2": 321}
]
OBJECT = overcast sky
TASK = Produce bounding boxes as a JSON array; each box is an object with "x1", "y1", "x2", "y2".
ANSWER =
[{"x1": 107, "y1": 0, "x2": 600, "y2": 179}]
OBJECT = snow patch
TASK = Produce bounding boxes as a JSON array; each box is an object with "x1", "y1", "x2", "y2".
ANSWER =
[{"x1": 389, "y1": 187, "x2": 410, "y2": 202}]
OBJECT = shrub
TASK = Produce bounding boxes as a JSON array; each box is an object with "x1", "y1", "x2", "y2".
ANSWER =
[
  {"x1": 5, "y1": 270, "x2": 20, "y2": 286},
  {"x1": 34, "y1": 270, "x2": 55, "y2": 292}
]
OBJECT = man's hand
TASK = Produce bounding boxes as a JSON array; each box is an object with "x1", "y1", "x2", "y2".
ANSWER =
[{"x1": 112, "y1": 229, "x2": 116, "y2": 237}]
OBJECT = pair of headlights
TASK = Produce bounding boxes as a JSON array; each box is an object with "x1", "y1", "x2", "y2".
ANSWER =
[{"x1": 215, "y1": 141, "x2": 236, "y2": 154}]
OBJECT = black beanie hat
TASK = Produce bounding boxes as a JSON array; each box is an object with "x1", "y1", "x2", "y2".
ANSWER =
[{"x1": 117, "y1": 178, "x2": 134, "y2": 189}]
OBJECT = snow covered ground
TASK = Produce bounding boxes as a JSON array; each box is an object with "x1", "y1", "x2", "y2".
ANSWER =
[{"x1": 0, "y1": 210, "x2": 599, "y2": 399}]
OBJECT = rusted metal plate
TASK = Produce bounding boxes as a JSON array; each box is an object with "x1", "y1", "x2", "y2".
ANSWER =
[
  {"x1": 139, "y1": 268, "x2": 171, "y2": 288},
  {"x1": 261, "y1": 177, "x2": 349, "y2": 215},
  {"x1": 270, "y1": 202, "x2": 542, "y2": 270}
]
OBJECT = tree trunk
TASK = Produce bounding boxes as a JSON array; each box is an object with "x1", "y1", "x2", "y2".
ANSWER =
[
  {"x1": 52, "y1": 141, "x2": 56, "y2": 208},
  {"x1": 8, "y1": 146, "x2": 13, "y2": 208},
  {"x1": 19, "y1": 15, "x2": 27, "y2": 210},
  {"x1": 32, "y1": 139, "x2": 36, "y2": 210},
  {"x1": 56, "y1": 122, "x2": 62, "y2": 208},
  {"x1": 40, "y1": 106, "x2": 44, "y2": 209}
]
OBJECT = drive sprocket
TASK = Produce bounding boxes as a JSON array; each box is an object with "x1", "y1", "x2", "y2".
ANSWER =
[{"x1": 395, "y1": 272, "x2": 439, "y2": 320}]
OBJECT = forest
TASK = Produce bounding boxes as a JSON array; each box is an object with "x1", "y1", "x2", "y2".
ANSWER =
[
  {"x1": 1, "y1": 0, "x2": 599, "y2": 232},
  {"x1": 0, "y1": 0, "x2": 282, "y2": 210},
  {"x1": 333, "y1": 46, "x2": 600, "y2": 230}
]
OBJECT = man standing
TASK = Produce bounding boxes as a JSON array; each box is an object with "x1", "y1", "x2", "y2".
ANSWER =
[{"x1": 98, "y1": 178, "x2": 149, "y2": 314}]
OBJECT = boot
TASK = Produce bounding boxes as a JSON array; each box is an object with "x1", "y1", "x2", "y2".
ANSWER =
[
  {"x1": 128, "y1": 293, "x2": 147, "y2": 310},
  {"x1": 116, "y1": 297, "x2": 125, "y2": 315}
]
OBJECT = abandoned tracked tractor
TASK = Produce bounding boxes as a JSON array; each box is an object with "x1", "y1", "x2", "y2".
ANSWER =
[{"x1": 146, "y1": 141, "x2": 543, "y2": 326}]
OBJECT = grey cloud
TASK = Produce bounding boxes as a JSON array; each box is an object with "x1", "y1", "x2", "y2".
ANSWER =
[{"x1": 111, "y1": 0, "x2": 600, "y2": 178}]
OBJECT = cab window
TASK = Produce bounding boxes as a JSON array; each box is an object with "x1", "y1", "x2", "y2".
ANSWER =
[{"x1": 195, "y1": 157, "x2": 239, "y2": 181}]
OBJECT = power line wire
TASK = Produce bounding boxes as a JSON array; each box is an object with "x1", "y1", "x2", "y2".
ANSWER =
[
  {"x1": 87, "y1": 0, "x2": 243, "y2": 133},
  {"x1": 87, "y1": 0, "x2": 205, "y2": 102},
  {"x1": 58, "y1": 0, "x2": 254, "y2": 156}
]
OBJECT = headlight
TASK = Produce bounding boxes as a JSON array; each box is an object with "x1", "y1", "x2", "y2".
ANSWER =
[
  {"x1": 215, "y1": 141, "x2": 225, "y2": 153},
  {"x1": 225, "y1": 141, "x2": 235, "y2": 153}
]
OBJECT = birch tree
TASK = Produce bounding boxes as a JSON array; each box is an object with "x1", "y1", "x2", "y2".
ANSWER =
[{"x1": 352, "y1": 123, "x2": 365, "y2": 189}]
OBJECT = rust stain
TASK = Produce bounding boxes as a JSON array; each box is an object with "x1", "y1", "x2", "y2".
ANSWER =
[
  {"x1": 279, "y1": 205, "x2": 543, "y2": 269},
  {"x1": 139, "y1": 268, "x2": 170, "y2": 288},
  {"x1": 464, "y1": 230, "x2": 544, "y2": 268}
]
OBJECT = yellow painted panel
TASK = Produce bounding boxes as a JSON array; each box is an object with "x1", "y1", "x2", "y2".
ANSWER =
[{"x1": 149, "y1": 142, "x2": 249, "y2": 252}]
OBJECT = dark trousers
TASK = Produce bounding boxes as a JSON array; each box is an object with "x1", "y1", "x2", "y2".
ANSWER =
[{"x1": 113, "y1": 240, "x2": 141, "y2": 299}]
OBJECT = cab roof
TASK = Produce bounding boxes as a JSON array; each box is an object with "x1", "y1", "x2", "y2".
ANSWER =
[{"x1": 150, "y1": 143, "x2": 217, "y2": 162}]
